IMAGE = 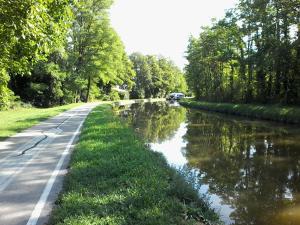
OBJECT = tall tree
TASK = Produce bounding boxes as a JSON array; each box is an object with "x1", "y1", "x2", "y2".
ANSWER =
[
  {"x1": 69, "y1": 0, "x2": 134, "y2": 102},
  {"x1": 0, "y1": 0, "x2": 72, "y2": 108},
  {"x1": 130, "y1": 53, "x2": 187, "y2": 99},
  {"x1": 186, "y1": 0, "x2": 300, "y2": 105}
]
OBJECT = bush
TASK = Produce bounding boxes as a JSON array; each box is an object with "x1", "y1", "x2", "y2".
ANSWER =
[
  {"x1": 0, "y1": 69, "x2": 14, "y2": 110},
  {"x1": 109, "y1": 90, "x2": 121, "y2": 101}
]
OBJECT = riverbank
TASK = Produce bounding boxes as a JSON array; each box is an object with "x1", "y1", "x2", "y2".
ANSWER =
[
  {"x1": 180, "y1": 99, "x2": 300, "y2": 124},
  {"x1": 49, "y1": 104, "x2": 220, "y2": 225},
  {"x1": 0, "y1": 103, "x2": 82, "y2": 140}
]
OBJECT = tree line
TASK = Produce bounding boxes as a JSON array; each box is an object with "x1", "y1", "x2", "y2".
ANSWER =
[
  {"x1": 186, "y1": 0, "x2": 300, "y2": 105},
  {"x1": 129, "y1": 53, "x2": 187, "y2": 99},
  {"x1": 0, "y1": 0, "x2": 131, "y2": 108},
  {"x1": 0, "y1": 0, "x2": 186, "y2": 110}
]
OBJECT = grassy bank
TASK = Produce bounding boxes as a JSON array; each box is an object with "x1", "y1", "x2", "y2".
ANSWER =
[
  {"x1": 49, "y1": 105, "x2": 220, "y2": 225},
  {"x1": 180, "y1": 99, "x2": 300, "y2": 124},
  {"x1": 0, "y1": 103, "x2": 81, "y2": 140}
]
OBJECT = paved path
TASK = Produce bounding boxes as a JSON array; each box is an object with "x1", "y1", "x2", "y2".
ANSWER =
[{"x1": 0, "y1": 103, "x2": 98, "y2": 225}]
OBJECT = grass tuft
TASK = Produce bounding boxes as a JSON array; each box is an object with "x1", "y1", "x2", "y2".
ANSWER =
[{"x1": 49, "y1": 105, "x2": 220, "y2": 225}]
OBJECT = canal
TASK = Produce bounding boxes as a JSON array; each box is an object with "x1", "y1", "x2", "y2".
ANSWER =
[{"x1": 117, "y1": 101, "x2": 300, "y2": 225}]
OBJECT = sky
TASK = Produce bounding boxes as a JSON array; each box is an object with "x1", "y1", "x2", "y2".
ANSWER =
[{"x1": 110, "y1": 0, "x2": 238, "y2": 69}]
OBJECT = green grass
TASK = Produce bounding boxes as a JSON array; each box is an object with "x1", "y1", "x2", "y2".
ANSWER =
[
  {"x1": 180, "y1": 99, "x2": 300, "y2": 124},
  {"x1": 0, "y1": 103, "x2": 82, "y2": 140},
  {"x1": 49, "y1": 105, "x2": 220, "y2": 225}
]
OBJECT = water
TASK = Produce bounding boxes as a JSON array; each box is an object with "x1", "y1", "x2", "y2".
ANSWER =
[{"x1": 118, "y1": 102, "x2": 300, "y2": 225}]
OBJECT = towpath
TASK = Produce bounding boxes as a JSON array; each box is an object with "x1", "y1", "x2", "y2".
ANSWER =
[{"x1": 0, "y1": 103, "x2": 98, "y2": 225}]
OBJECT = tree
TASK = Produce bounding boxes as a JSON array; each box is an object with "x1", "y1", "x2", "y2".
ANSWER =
[
  {"x1": 0, "y1": 0, "x2": 72, "y2": 108},
  {"x1": 130, "y1": 53, "x2": 187, "y2": 99},
  {"x1": 68, "y1": 0, "x2": 134, "y2": 102},
  {"x1": 185, "y1": 0, "x2": 300, "y2": 105},
  {"x1": 0, "y1": 0, "x2": 135, "y2": 108}
]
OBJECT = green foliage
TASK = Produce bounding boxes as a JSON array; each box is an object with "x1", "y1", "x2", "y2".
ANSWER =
[
  {"x1": 68, "y1": 0, "x2": 135, "y2": 102},
  {"x1": 0, "y1": 0, "x2": 72, "y2": 72},
  {"x1": 186, "y1": 0, "x2": 300, "y2": 105},
  {"x1": 28, "y1": 51, "x2": 67, "y2": 107},
  {"x1": 109, "y1": 90, "x2": 121, "y2": 101},
  {"x1": 130, "y1": 53, "x2": 187, "y2": 99},
  {"x1": 49, "y1": 105, "x2": 220, "y2": 225},
  {"x1": 0, "y1": 69, "x2": 14, "y2": 110},
  {"x1": 0, "y1": 0, "x2": 135, "y2": 108},
  {"x1": 0, "y1": 0, "x2": 72, "y2": 108}
]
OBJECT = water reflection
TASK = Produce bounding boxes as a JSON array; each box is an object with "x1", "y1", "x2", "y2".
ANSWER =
[
  {"x1": 118, "y1": 102, "x2": 187, "y2": 143},
  {"x1": 184, "y1": 111, "x2": 300, "y2": 225},
  {"x1": 118, "y1": 102, "x2": 300, "y2": 225}
]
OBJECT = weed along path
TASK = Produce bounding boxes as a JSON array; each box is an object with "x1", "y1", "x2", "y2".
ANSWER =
[{"x1": 0, "y1": 103, "x2": 98, "y2": 225}]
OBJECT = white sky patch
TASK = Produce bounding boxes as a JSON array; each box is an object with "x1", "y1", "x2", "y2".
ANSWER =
[{"x1": 110, "y1": 0, "x2": 238, "y2": 69}]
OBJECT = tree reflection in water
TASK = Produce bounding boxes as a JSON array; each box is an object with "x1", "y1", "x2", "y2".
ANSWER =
[
  {"x1": 184, "y1": 111, "x2": 300, "y2": 225},
  {"x1": 119, "y1": 102, "x2": 186, "y2": 143},
  {"x1": 118, "y1": 103, "x2": 300, "y2": 225}
]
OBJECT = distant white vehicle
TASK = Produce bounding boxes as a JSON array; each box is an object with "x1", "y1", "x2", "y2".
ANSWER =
[{"x1": 167, "y1": 93, "x2": 185, "y2": 100}]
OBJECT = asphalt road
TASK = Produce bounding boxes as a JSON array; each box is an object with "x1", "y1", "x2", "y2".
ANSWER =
[{"x1": 0, "y1": 103, "x2": 98, "y2": 225}]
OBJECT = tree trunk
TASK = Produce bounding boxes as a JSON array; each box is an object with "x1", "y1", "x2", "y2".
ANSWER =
[
  {"x1": 86, "y1": 75, "x2": 91, "y2": 103},
  {"x1": 230, "y1": 64, "x2": 234, "y2": 102},
  {"x1": 274, "y1": 4, "x2": 281, "y2": 101}
]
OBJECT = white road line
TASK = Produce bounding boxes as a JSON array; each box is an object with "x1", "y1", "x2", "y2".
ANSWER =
[{"x1": 26, "y1": 109, "x2": 91, "y2": 225}]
